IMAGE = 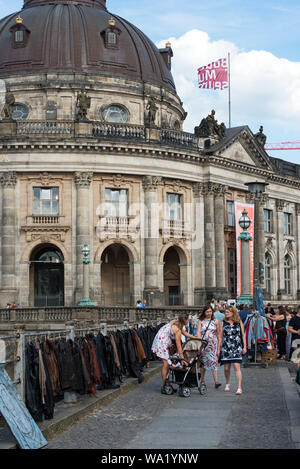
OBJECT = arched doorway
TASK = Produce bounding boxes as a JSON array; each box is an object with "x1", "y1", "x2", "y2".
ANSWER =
[
  {"x1": 163, "y1": 247, "x2": 182, "y2": 306},
  {"x1": 30, "y1": 246, "x2": 64, "y2": 306},
  {"x1": 101, "y1": 244, "x2": 130, "y2": 306}
]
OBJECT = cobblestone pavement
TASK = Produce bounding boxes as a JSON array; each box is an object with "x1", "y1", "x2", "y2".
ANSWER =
[
  {"x1": 46, "y1": 363, "x2": 297, "y2": 449},
  {"x1": 46, "y1": 373, "x2": 174, "y2": 449}
]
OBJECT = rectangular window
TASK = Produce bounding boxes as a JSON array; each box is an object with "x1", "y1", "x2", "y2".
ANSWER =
[
  {"x1": 226, "y1": 201, "x2": 235, "y2": 227},
  {"x1": 105, "y1": 189, "x2": 128, "y2": 217},
  {"x1": 15, "y1": 30, "x2": 24, "y2": 43},
  {"x1": 33, "y1": 187, "x2": 59, "y2": 215},
  {"x1": 264, "y1": 209, "x2": 273, "y2": 233},
  {"x1": 107, "y1": 32, "x2": 117, "y2": 44},
  {"x1": 284, "y1": 212, "x2": 292, "y2": 235},
  {"x1": 166, "y1": 193, "x2": 182, "y2": 220},
  {"x1": 228, "y1": 248, "x2": 237, "y2": 297}
]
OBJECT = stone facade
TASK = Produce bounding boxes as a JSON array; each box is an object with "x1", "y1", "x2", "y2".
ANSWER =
[{"x1": 1, "y1": 1, "x2": 300, "y2": 308}]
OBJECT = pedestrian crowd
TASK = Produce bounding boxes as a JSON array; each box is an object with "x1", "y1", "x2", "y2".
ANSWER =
[{"x1": 152, "y1": 299, "x2": 300, "y2": 395}]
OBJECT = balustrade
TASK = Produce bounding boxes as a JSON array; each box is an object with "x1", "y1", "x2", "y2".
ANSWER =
[{"x1": 17, "y1": 121, "x2": 74, "y2": 135}]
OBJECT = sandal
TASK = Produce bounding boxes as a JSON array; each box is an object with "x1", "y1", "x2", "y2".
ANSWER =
[
  {"x1": 236, "y1": 388, "x2": 242, "y2": 395},
  {"x1": 224, "y1": 384, "x2": 230, "y2": 392}
]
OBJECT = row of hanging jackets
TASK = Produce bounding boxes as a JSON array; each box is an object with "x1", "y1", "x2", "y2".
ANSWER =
[
  {"x1": 25, "y1": 324, "x2": 164, "y2": 423},
  {"x1": 244, "y1": 314, "x2": 274, "y2": 355}
]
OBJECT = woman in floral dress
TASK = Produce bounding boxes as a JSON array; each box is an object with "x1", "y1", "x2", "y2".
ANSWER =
[
  {"x1": 152, "y1": 313, "x2": 198, "y2": 388},
  {"x1": 219, "y1": 306, "x2": 247, "y2": 395},
  {"x1": 197, "y1": 306, "x2": 222, "y2": 392}
]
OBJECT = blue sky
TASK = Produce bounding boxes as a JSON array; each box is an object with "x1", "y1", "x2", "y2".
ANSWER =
[{"x1": 2, "y1": 0, "x2": 300, "y2": 164}]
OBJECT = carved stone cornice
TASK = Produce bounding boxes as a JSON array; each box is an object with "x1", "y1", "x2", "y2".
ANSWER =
[
  {"x1": 276, "y1": 199, "x2": 286, "y2": 212},
  {"x1": 21, "y1": 225, "x2": 70, "y2": 243},
  {"x1": 74, "y1": 171, "x2": 93, "y2": 187},
  {"x1": 192, "y1": 182, "x2": 204, "y2": 197},
  {"x1": 265, "y1": 237, "x2": 274, "y2": 251},
  {"x1": 0, "y1": 171, "x2": 17, "y2": 188},
  {"x1": 200, "y1": 182, "x2": 228, "y2": 197},
  {"x1": 286, "y1": 239, "x2": 294, "y2": 254},
  {"x1": 245, "y1": 192, "x2": 269, "y2": 205},
  {"x1": 112, "y1": 174, "x2": 126, "y2": 188},
  {"x1": 142, "y1": 176, "x2": 162, "y2": 192}
]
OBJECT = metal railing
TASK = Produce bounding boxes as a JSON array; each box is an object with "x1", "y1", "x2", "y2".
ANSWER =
[{"x1": 0, "y1": 315, "x2": 170, "y2": 404}]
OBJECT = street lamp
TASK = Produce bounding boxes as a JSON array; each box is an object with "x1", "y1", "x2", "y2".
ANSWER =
[
  {"x1": 78, "y1": 242, "x2": 95, "y2": 307},
  {"x1": 245, "y1": 181, "x2": 269, "y2": 301},
  {"x1": 237, "y1": 209, "x2": 253, "y2": 307}
]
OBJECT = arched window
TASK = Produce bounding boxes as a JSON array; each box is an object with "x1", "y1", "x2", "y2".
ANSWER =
[
  {"x1": 103, "y1": 105, "x2": 128, "y2": 123},
  {"x1": 284, "y1": 254, "x2": 292, "y2": 295},
  {"x1": 265, "y1": 253, "x2": 271, "y2": 294}
]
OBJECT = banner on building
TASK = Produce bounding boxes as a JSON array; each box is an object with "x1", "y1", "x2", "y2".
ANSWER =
[
  {"x1": 197, "y1": 57, "x2": 229, "y2": 90},
  {"x1": 234, "y1": 202, "x2": 255, "y2": 298}
]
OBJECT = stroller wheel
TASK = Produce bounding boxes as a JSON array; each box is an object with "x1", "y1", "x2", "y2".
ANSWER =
[
  {"x1": 161, "y1": 385, "x2": 174, "y2": 395},
  {"x1": 199, "y1": 384, "x2": 207, "y2": 395},
  {"x1": 179, "y1": 386, "x2": 191, "y2": 398}
]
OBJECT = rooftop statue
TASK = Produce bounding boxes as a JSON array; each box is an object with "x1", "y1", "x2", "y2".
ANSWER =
[
  {"x1": 76, "y1": 88, "x2": 91, "y2": 122},
  {"x1": 194, "y1": 109, "x2": 226, "y2": 139},
  {"x1": 255, "y1": 126, "x2": 267, "y2": 147},
  {"x1": 145, "y1": 98, "x2": 158, "y2": 126},
  {"x1": 3, "y1": 88, "x2": 15, "y2": 121}
]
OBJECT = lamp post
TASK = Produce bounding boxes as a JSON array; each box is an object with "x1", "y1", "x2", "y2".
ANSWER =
[
  {"x1": 244, "y1": 181, "x2": 269, "y2": 303},
  {"x1": 78, "y1": 243, "x2": 95, "y2": 307},
  {"x1": 237, "y1": 209, "x2": 253, "y2": 306}
]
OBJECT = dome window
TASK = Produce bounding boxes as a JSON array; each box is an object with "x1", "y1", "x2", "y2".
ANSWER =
[
  {"x1": 12, "y1": 104, "x2": 29, "y2": 121},
  {"x1": 10, "y1": 15, "x2": 30, "y2": 49},
  {"x1": 102, "y1": 105, "x2": 129, "y2": 123},
  {"x1": 102, "y1": 17, "x2": 121, "y2": 50}
]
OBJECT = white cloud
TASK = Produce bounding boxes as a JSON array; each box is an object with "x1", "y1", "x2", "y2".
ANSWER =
[{"x1": 157, "y1": 30, "x2": 300, "y2": 157}]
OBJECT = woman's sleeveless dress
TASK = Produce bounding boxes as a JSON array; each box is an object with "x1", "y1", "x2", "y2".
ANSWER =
[
  {"x1": 201, "y1": 319, "x2": 218, "y2": 371},
  {"x1": 151, "y1": 323, "x2": 175, "y2": 360},
  {"x1": 220, "y1": 321, "x2": 243, "y2": 365}
]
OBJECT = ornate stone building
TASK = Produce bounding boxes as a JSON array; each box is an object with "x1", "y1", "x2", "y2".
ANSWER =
[{"x1": 0, "y1": 0, "x2": 300, "y2": 307}]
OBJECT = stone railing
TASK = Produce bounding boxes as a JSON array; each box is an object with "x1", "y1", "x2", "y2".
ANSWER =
[
  {"x1": 17, "y1": 120, "x2": 74, "y2": 136},
  {"x1": 2, "y1": 119, "x2": 202, "y2": 150},
  {"x1": 0, "y1": 306, "x2": 201, "y2": 326},
  {"x1": 160, "y1": 129, "x2": 198, "y2": 149},
  {"x1": 32, "y1": 215, "x2": 60, "y2": 225},
  {"x1": 92, "y1": 122, "x2": 146, "y2": 140}
]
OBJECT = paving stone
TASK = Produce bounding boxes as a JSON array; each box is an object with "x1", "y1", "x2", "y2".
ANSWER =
[{"x1": 46, "y1": 363, "x2": 298, "y2": 450}]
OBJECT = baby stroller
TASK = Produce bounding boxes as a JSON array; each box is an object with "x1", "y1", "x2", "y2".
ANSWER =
[{"x1": 161, "y1": 338, "x2": 208, "y2": 398}]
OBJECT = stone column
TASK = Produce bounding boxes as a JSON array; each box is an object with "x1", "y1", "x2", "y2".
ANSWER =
[
  {"x1": 0, "y1": 171, "x2": 17, "y2": 303},
  {"x1": 257, "y1": 194, "x2": 268, "y2": 290},
  {"x1": 192, "y1": 183, "x2": 206, "y2": 305},
  {"x1": 203, "y1": 183, "x2": 217, "y2": 301},
  {"x1": 74, "y1": 172, "x2": 93, "y2": 304},
  {"x1": 246, "y1": 192, "x2": 268, "y2": 302},
  {"x1": 142, "y1": 176, "x2": 162, "y2": 306},
  {"x1": 295, "y1": 204, "x2": 300, "y2": 299},
  {"x1": 276, "y1": 199, "x2": 285, "y2": 299},
  {"x1": 214, "y1": 184, "x2": 228, "y2": 298}
]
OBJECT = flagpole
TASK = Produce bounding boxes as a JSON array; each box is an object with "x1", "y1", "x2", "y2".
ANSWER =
[{"x1": 228, "y1": 52, "x2": 231, "y2": 128}]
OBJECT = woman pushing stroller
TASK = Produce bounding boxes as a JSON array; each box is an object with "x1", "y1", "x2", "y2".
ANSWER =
[{"x1": 151, "y1": 313, "x2": 200, "y2": 391}]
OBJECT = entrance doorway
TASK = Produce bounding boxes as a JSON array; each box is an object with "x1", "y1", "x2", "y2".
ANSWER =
[
  {"x1": 30, "y1": 246, "x2": 64, "y2": 306},
  {"x1": 101, "y1": 244, "x2": 130, "y2": 306},
  {"x1": 163, "y1": 247, "x2": 182, "y2": 306}
]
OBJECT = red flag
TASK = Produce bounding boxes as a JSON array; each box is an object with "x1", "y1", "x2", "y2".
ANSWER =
[{"x1": 198, "y1": 57, "x2": 229, "y2": 90}]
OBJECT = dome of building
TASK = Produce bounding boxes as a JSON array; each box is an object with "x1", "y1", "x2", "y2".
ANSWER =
[{"x1": 0, "y1": 0, "x2": 176, "y2": 93}]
